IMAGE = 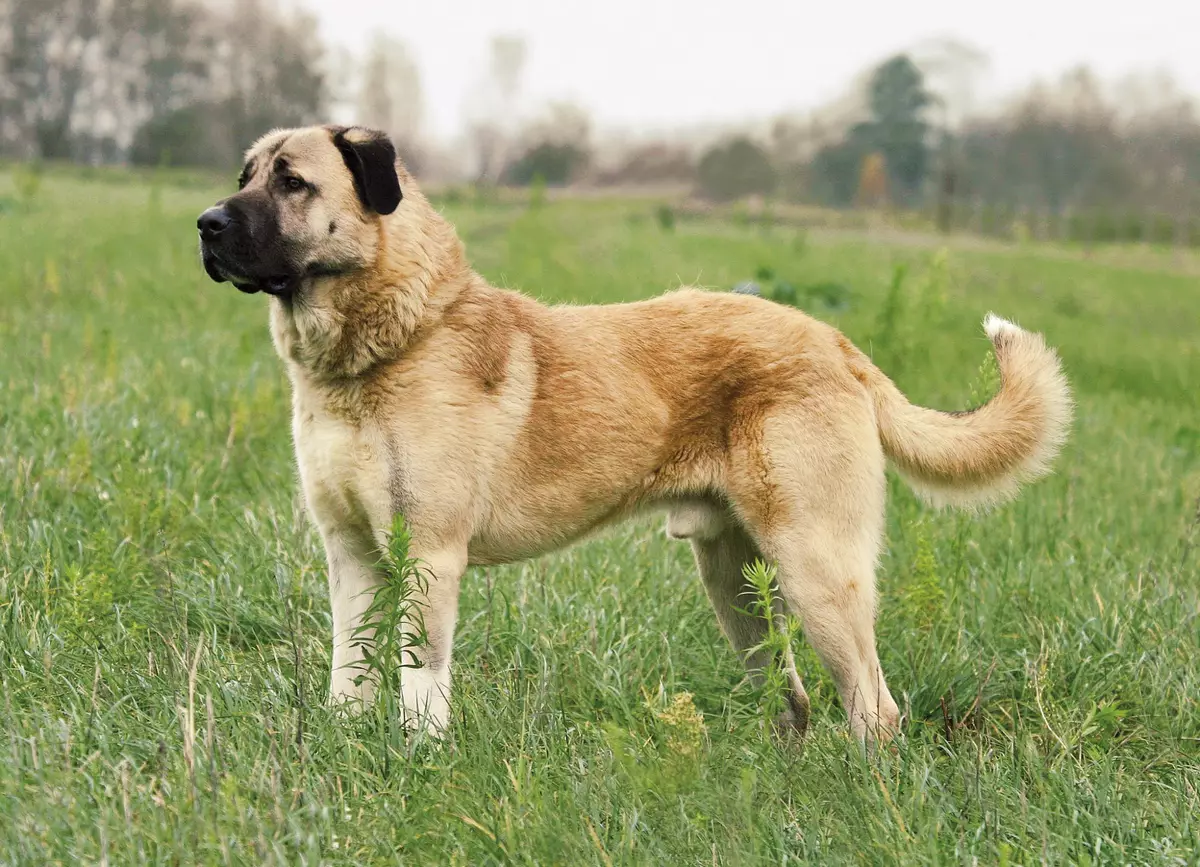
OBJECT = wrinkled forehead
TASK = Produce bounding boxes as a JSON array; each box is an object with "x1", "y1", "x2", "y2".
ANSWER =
[{"x1": 243, "y1": 127, "x2": 346, "y2": 180}]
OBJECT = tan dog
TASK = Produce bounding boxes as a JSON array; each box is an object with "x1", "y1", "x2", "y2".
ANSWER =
[{"x1": 197, "y1": 125, "x2": 1071, "y2": 745}]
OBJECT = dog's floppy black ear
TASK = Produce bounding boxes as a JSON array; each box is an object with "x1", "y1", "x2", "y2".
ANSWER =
[{"x1": 332, "y1": 127, "x2": 402, "y2": 215}]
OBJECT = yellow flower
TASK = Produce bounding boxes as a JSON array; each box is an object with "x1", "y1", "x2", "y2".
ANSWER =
[{"x1": 655, "y1": 692, "x2": 706, "y2": 760}]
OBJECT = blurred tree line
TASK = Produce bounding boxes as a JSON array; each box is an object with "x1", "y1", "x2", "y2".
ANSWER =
[
  {"x1": 678, "y1": 56, "x2": 1200, "y2": 221},
  {"x1": 0, "y1": 0, "x2": 325, "y2": 167},
  {"x1": 955, "y1": 69, "x2": 1200, "y2": 216},
  {"x1": 4, "y1": 2, "x2": 1200, "y2": 227},
  {"x1": 568, "y1": 50, "x2": 1200, "y2": 231}
]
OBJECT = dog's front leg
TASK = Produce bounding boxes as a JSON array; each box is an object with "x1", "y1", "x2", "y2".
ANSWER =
[
  {"x1": 325, "y1": 534, "x2": 385, "y2": 706},
  {"x1": 325, "y1": 534, "x2": 466, "y2": 736},
  {"x1": 398, "y1": 546, "x2": 467, "y2": 737}
]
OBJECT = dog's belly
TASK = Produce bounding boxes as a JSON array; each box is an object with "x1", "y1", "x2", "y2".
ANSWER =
[
  {"x1": 466, "y1": 496, "x2": 631, "y2": 566},
  {"x1": 466, "y1": 494, "x2": 729, "y2": 566}
]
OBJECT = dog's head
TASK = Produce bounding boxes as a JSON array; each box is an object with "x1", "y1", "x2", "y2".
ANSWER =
[{"x1": 198, "y1": 125, "x2": 403, "y2": 296}]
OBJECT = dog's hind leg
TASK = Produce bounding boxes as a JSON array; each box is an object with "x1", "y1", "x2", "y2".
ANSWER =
[
  {"x1": 735, "y1": 407, "x2": 900, "y2": 746},
  {"x1": 688, "y1": 522, "x2": 811, "y2": 736},
  {"x1": 760, "y1": 522, "x2": 899, "y2": 746}
]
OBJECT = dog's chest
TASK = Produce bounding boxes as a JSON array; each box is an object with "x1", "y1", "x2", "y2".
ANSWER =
[{"x1": 292, "y1": 401, "x2": 391, "y2": 542}]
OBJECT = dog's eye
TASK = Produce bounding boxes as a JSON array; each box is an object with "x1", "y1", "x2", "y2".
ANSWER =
[
  {"x1": 284, "y1": 176, "x2": 305, "y2": 192},
  {"x1": 237, "y1": 173, "x2": 248, "y2": 190}
]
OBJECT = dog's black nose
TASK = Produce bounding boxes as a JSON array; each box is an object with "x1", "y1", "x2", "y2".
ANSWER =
[{"x1": 197, "y1": 207, "x2": 231, "y2": 240}]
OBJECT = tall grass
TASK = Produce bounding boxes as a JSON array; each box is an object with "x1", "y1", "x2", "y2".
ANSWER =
[{"x1": 0, "y1": 167, "x2": 1197, "y2": 864}]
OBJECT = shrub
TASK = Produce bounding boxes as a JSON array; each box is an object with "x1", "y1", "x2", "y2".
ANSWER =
[
  {"x1": 696, "y1": 137, "x2": 776, "y2": 202},
  {"x1": 504, "y1": 142, "x2": 588, "y2": 187}
]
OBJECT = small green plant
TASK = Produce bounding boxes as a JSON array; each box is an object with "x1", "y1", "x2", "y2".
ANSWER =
[
  {"x1": 900, "y1": 522, "x2": 945, "y2": 633},
  {"x1": 901, "y1": 250, "x2": 953, "y2": 373},
  {"x1": 148, "y1": 149, "x2": 171, "y2": 214},
  {"x1": 771, "y1": 281, "x2": 799, "y2": 306},
  {"x1": 52, "y1": 564, "x2": 116, "y2": 641},
  {"x1": 918, "y1": 249, "x2": 951, "y2": 320},
  {"x1": 528, "y1": 172, "x2": 547, "y2": 210},
  {"x1": 654, "y1": 690, "x2": 706, "y2": 761},
  {"x1": 348, "y1": 515, "x2": 430, "y2": 753},
  {"x1": 655, "y1": 203, "x2": 675, "y2": 232},
  {"x1": 872, "y1": 263, "x2": 908, "y2": 375},
  {"x1": 1053, "y1": 291, "x2": 1085, "y2": 319},
  {"x1": 967, "y1": 344, "x2": 1001, "y2": 409},
  {"x1": 600, "y1": 686, "x2": 708, "y2": 810},
  {"x1": 471, "y1": 182, "x2": 496, "y2": 209},
  {"x1": 13, "y1": 160, "x2": 44, "y2": 207},
  {"x1": 759, "y1": 197, "x2": 775, "y2": 231},
  {"x1": 737, "y1": 559, "x2": 803, "y2": 727},
  {"x1": 802, "y1": 280, "x2": 852, "y2": 313}
]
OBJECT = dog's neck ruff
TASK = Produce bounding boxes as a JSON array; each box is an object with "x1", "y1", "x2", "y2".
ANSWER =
[{"x1": 268, "y1": 204, "x2": 470, "y2": 387}]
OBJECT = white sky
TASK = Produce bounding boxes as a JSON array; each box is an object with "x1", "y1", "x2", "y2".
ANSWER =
[{"x1": 306, "y1": 0, "x2": 1200, "y2": 140}]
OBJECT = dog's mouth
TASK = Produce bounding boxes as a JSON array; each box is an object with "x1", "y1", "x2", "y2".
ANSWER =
[
  {"x1": 233, "y1": 275, "x2": 296, "y2": 296},
  {"x1": 202, "y1": 249, "x2": 229, "y2": 284},
  {"x1": 201, "y1": 248, "x2": 297, "y2": 297}
]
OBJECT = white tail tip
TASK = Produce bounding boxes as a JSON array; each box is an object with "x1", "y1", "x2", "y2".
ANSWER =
[{"x1": 983, "y1": 313, "x2": 1020, "y2": 341}]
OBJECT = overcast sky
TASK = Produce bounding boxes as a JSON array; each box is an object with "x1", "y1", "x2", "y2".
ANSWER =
[{"x1": 307, "y1": 0, "x2": 1200, "y2": 139}]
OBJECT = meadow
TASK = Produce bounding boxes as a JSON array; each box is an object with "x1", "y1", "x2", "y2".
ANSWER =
[{"x1": 0, "y1": 167, "x2": 1198, "y2": 865}]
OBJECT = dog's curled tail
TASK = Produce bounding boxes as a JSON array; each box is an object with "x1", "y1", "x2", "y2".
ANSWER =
[{"x1": 842, "y1": 314, "x2": 1072, "y2": 510}]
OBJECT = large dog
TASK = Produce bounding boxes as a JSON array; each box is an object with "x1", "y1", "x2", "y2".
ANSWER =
[{"x1": 198, "y1": 125, "x2": 1071, "y2": 744}]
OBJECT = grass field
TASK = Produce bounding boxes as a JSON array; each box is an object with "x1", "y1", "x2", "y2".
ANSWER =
[{"x1": 1, "y1": 168, "x2": 1198, "y2": 866}]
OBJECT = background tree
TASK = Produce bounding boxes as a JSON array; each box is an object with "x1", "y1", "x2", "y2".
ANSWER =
[
  {"x1": 798, "y1": 54, "x2": 932, "y2": 207},
  {"x1": 357, "y1": 34, "x2": 424, "y2": 173},
  {"x1": 5, "y1": 6, "x2": 1200, "y2": 222},
  {"x1": 957, "y1": 67, "x2": 1133, "y2": 211},
  {"x1": 853, "y1": 55, "x2": 933, "y2": 205},
  {"x1": 596, "y1": 142, "x2": 695, "y2": 187},
  {"x1": 911, "y1": 37, "x2": 989, "y2": 134},
  {"x1": 911, "y1": 38, "x2": 989, "y2": 226},
  {"x1": 465, "y1": 35, "x2": 527, "y2": 185},
  {"x1": 504, "y1": 101, "x2": 591, "y2": 186},
  {"x1": 808, "y1": 138, "x2": 865, "y2": 207},
  {"x1": 0, "y1": 0, "x2": 326, "y2": 168},
  {"x1": 769, "y1": 115, "x2": 828, "y2": 202},
  {"x1": 696, "y1": 137, "x2": 776, "y2": 202},
  {"x1": 856, "y1": 151, "x2": 888, "y2": 207}
]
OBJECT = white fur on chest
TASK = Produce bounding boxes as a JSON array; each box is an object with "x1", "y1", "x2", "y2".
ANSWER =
[{"x1": 292, "y1": 393, "x2": 391, "y2": 548}]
